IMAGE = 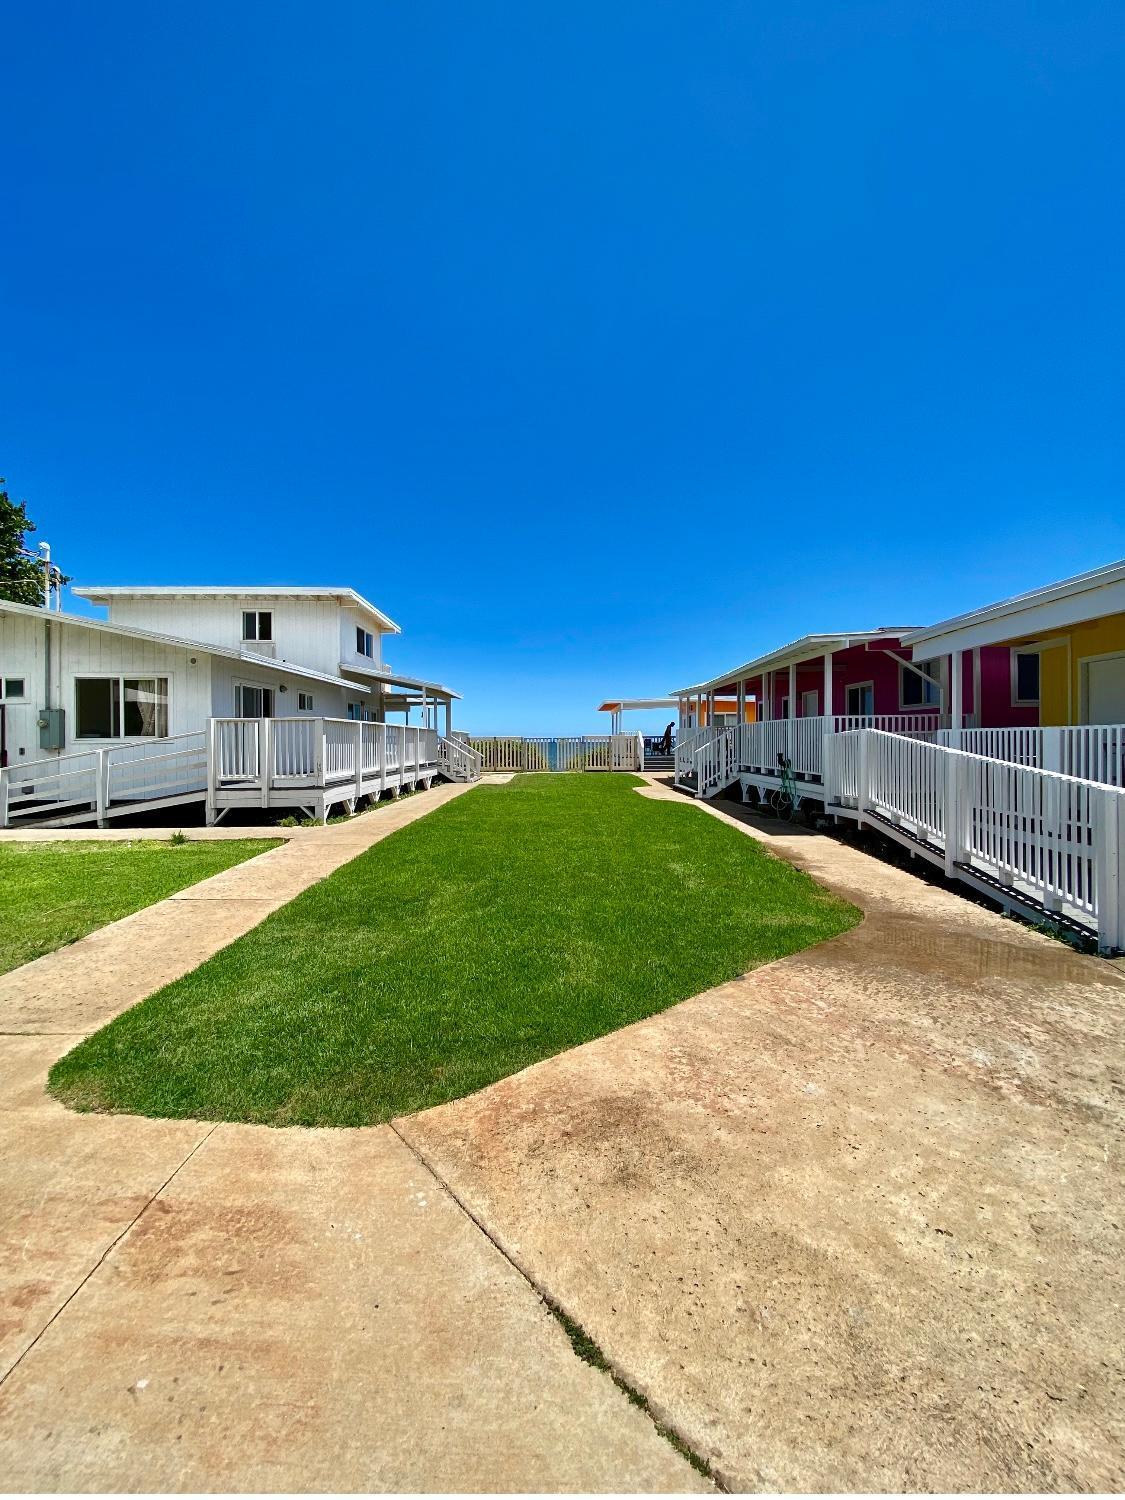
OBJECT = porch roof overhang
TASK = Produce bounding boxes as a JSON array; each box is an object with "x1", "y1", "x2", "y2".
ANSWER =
[
  {"x1": 597, "y1": 697, "x2": 680, "y2": 713},
  {"x1": 0, "y1": 599, "x2": 370, "y2": 693},
  {"x1": 902, "y1": 559, "x2": 1125, "y2": 661},
  {"x1": 672, "y1": 628, "x2": 921, "y2": 697},
  {"x1": 339, "y1": 662, "x2": 461, "y2": 701}
]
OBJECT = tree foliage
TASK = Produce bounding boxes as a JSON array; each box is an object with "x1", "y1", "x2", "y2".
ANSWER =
[{"x1": 0, "y1": 479, "x2": 68, "y2": 607}]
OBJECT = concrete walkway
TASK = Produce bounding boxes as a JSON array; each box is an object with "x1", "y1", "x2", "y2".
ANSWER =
[
  {"x1": 399, "y1": 777, "x2": 1125, "y2": 1492},
  {"x1": 0, "y1": 781, "x2": 704, "y2": 1492}
]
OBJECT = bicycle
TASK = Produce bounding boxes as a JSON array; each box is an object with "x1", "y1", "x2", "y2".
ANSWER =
[{"x1": 767, "y1": 752, "x2": 799, "y2": 821}]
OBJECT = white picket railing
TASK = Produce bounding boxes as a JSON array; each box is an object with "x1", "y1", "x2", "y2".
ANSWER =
[
  {"x1": 735, "y1": 714, "x2": 949, "y2": 784},
  {"x1": 439, "y1": 737, "x2": 484, "y2": 782},
  {"x1": 210, "y1": 718, "x2": 445, "y2": 802},
  {"x1": 464, "y1": 735, "x2": 643, "y2": 773},
  {"x1": 836, "y1": 729, "x2": 1125, "y2": 951},
  {"x1": 674, "y1": 727, "x2": 715, "y2": 783},
  {"x1": 915, "y1": 725, "x2": 1125, "y2": 788},
  {"x1": 694, "y1": 729, "x2": 737, "y2": 797},
  {"x1": 0, "y1": 731, "x2": 208, "y2": 827}
]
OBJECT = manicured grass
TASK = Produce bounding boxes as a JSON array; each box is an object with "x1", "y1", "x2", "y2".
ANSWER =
[
  {"x1": 0, "y1": 839, "x2": 281, "y2": 976},
  {"x1": 49, "y1": 776, "x2": 860, "y2": 1126}
]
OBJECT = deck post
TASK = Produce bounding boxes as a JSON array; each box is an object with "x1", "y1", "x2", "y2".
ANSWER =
[
  {"x1": 260, "y1": 718, "x2": 273, "y2": 808},
  {"x1": 1095, "y1": 786, "x2": 1123, "y2": 954},
  {"x1": 205, "y1": 718, "x2": 218, "y2": 826},
  {"x1": 950, "y1": 649, "x2": 963, "y2": 742},
  {"x1": 96, "y1": 749, "x2": 110, "y2": 827},
  {"x1": 354, "y1": 720, "x2": 363, "y2": 807},
  {"x1": 0, "y1": 767, "x2": 8, "y2": 829},
  {"x1": 943, "y1": 747, "x2": 964, "y2": 877},
  {"x1": 857, "y1": 731, "x2": 870, "y2": 828},
  {"x1": 1042, "y1": 727, "x2": 1063, "y2": 774}
]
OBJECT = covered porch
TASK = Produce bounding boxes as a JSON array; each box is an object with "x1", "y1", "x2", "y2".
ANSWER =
[{"x1": 339, "y1": 663, "x2": 461, "y2": 736}]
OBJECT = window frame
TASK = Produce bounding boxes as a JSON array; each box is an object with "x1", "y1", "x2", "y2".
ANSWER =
[
  {"x1": 234, "y1": 682, "x2": 275, "y2": 719},
  {"x1": 242, "y1": 609, "x2": 273, "y2": 644},
  {"x1": 73, "y1": 674, "x2": 171, "y2": 740},
  {"x1": 1, "y1": 677, "x2": 27, "y2": 702},
  {"x1": 899, "y1": 660, "x2": 941, "y2": 711},
  {"x1": 845, "y1": 681, "x2": 875, "y2": 718},
  {"x1": 1011, "y1": 649, "x2": 1041, "y2": 708},
  {"x1": 355, "y1": 627, "x2": 374, "y2": 659},
  {"x1": 297, "y1": 691, "x2": 314, "y2": 712}
]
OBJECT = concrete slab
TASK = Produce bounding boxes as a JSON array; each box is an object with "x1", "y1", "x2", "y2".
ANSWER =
[
  {"x1": 0, "y1": 777, "x2": 706, "y2": 1490},
  {"x1": 400, "y1": 784, "x2": 1125, "y2": 1492},
  {"x1": 0, "y1": 1124, "x2": 706, "y2": 1493},
  {"x1": 0, "y1": 1035, "x2": 211, "y2": 1383}
]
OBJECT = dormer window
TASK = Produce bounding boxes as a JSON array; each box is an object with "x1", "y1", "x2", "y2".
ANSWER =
[
  {"x1": 243, "y1": 610, "x2": 273, "y2": 643},
  {"x1": 356, "y1": 627, "x2": 374, "y2": 658}
]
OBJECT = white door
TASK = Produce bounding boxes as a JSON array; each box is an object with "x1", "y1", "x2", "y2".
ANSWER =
[
  {"x1": 0, "y1": 677, "x2": 37, "y2": 768},
  {"x1": 1086, "y1": 654, "x2": 1125, "y2": 724},
  {"x1": 801, "y1": 689, "x2": 819, "y2": 718}
]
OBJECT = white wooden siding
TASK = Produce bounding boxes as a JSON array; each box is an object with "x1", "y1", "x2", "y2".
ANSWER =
[{"x1": 106, "y1": 597, "x2": 345, "y2": 678}]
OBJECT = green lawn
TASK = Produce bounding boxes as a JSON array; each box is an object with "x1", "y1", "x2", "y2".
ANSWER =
[
  {"x1": 0, "y1": 839, "x2": 280, "y2": 976},
  {"x1": 49, "y1": 776, "x2": 859, "y2": 1126}
]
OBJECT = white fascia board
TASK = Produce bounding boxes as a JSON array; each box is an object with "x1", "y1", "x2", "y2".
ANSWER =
[
  {"x1": 671, "y1": 631, "x2": 915, "y2": 697},
  {"x1": 72, "y1": 585, "x2": 402, "y2": 635},
  {"x1": 904, "y1": 576, "x2": 1125, "y2": 660},
  {"x1": 340, "y1": 662, "x2": 461, "y2": 700}
]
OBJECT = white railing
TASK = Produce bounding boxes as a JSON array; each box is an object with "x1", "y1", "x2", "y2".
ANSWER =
[
  {"x1": 464, "y1": 735, "x2": 638, "y2": 773},
  {"x1": 210, "y1": 718, "x2": 443, "y2": 801},
  {"x1": 735, "y1": 714, "x2": 949, "y2": 783},
  {"x1": 439, "y1": 736, "x2": 483, "y2": 781},
  {"x1": 914, "y1": 725, "x2": 1125, "y2": 788},
  {"x1": 675, "y1": 726, "x2": 719, "y2": 783},
  {"x1": 610, "y1": 732, "x2": 645, "y2": 772},
  {"x1": 694, "y1": 729, "x2": 737, "y2": 797},
  {"x1": 1, "y1": 732, "x2": 208, "y2": 827},
  {"x1": 837, "y1": 729, "x2": 1125, "y2": 951}
]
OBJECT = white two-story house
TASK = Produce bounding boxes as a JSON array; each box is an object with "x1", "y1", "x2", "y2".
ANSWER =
[{"x1": 0, "y1": 585, "x2": 471, "y2": 826}]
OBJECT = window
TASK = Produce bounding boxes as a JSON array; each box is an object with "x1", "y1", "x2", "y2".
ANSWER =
[
  {"x1": 845, "y1": 682, "x2": 874, "y2": 717},
  {"x1": 356, "y1": 627, "x2": 374, "y2": 658},
  {"x1": 242, "y1": 610, "x2": 273, "y2": 643},
  {"x1": 298, "y1": 691, "x2": 314, "y2": 712},
  {"x1": 1012, "y1": 650, "x2": 1040, "y2": 706},
  {"x1": 75, "y1": 677, "x2": 169, "y2": 739},
  {"x1": 234, "y1": 684, "x2": 274, "y2": 717},
  {"x1": 901, "y1": 660, "x2": 941, "y2": 709},
  {"x1": 346, "y1": 700, "x2": 365, "y2": 720},
  {"x1": 1, "y1": 677, "x2": 26, "y2": 700}
]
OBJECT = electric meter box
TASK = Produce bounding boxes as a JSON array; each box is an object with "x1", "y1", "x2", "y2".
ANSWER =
[{"x1": 37, "y1": 708, "x2": 65, "y2": 751}]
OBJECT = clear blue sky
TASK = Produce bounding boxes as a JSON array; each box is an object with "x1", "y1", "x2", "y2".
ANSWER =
[{"x1": 3, "y1": 3, "x2": 1123, "y2": 733}]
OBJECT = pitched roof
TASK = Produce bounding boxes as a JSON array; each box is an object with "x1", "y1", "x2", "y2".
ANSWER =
[
  {"x1": 0, "y1": 599, "x2": 371, "y2": 693},
  {"x1": 672, "y1": 628, "x2": 920, "y2": 696},
  {"x1": 71, "y1": 585, "x2": 401, "y2": 634}
]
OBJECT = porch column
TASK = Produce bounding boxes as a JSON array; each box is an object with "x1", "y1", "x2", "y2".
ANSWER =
[
  {"x1": 823, "y1": 651, "x2": 834, "y2": 723},
  {"x1": 950, "y1": 649, "x2": 963, "y2": 739},
  {"x1": 972, "y1": 647, "x2": 981, "y2": 730},
  {"x1": 788, "y1": 661, "x2": 797, "y2": 765}
]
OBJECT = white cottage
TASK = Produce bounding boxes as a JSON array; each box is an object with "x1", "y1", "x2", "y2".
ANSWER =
[{"x1": 0, "y1": 586, "x2": 477, "y2": 826}]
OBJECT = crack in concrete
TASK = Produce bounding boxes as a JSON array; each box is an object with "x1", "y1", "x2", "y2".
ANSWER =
[
  {"x1": 387, "y1": 1118, "x2": 723, "y2": 1490},
  {"x1": 0, "y1": 1124, "x2": 218, "y2": 1389}
]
